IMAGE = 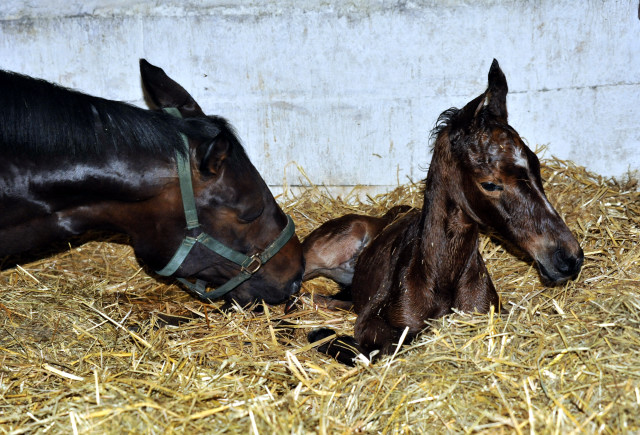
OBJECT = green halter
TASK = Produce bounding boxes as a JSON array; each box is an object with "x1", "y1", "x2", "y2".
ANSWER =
[{"x1": 156, "y1": 107, "x2": 296, "y2": 300}]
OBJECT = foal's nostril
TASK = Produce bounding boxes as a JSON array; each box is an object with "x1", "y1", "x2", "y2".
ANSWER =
[{"x1": 553, "y1": 248, "x2": 584, "y2": 276}]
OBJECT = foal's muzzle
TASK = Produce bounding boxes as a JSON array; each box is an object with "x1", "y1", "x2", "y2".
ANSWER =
[
  {"x1": 538, "y1": 247, "x2": 584, "y2": 284},
  {"x1": 553, "y1": 248, "x2": 584, "y2": 276}
]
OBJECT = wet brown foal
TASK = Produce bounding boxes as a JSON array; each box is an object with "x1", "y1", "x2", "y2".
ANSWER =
[
  {"x1": 299, "y1": 205, "x2": 411, "y2": 310},
  {"x1": 306, "y1": 60, "x2": 584, "y2": 365}
]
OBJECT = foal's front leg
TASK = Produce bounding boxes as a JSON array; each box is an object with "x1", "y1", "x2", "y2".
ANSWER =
[
  {"x1": 308, "y1": 297, "x2": 411, "y2": 365},
  {"x1": 453, "y1": 250, "x2": 500, "y2": 313},
  {"x1": 354, "y1": 311, "x2": 411, "y2": 356},
  {"x1": 309, "y1": 312, "x2": 409, "y2": 366}
]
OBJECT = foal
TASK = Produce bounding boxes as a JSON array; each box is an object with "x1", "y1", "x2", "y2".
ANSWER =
[
  {"x1": 307, "y1": 60, "x2": 584, "y2": 365},
  {"x1": 300, "y1": 205, "x2": 411, "y2": 310}
]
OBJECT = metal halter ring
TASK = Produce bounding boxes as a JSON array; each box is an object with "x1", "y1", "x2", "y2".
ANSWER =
[{"x1": 241, "y1": 254, "x2": 263, "y2": 274}]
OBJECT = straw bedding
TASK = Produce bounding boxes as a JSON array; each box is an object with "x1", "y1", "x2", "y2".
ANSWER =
[{"x1": 1, "y1": 157, "x2": 639, "y2": 434}]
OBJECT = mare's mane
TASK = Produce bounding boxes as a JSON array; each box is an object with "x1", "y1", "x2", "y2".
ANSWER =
[{"x1": 0, "y1": 69, "x2": 245, "y2": 162}]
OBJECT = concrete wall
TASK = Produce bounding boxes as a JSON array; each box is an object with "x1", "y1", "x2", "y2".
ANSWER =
[{"x1": 1, "y1": 1, "x2": 639, "y2": 193}]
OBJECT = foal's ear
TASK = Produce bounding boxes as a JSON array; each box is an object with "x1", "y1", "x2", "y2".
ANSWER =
[
  {"x1": 197, "y1": 136, "x2": 230, "y2": 175},
  {"x1": 450, "y1": 59, "x2": 509, "y2": 142},
  {"x1": 459, "y1": 92, "x2": 487, "y2": 127},
  {"x1": 139, "y1": 59, "x2": 205, "y2": 118},
  {"x1": 482, "y1": 59, "x2": 508, "y2": 120}
]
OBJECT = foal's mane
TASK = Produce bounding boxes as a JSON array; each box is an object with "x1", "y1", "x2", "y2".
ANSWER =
[
  {"x1": 429, "y1": 107, "x2": 460, "y2": 147},
  {"x1": 429, "y1": 98, "x2": 502, "y2": 152},
  {"x1": 0, "y1": 69, "x2": 242, "y2": 161}
]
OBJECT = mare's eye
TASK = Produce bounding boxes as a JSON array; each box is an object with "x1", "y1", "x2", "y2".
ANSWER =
[
  {"x1": 237, "y1": 205, "x2": 265, "y2": 223},
  {"x1": 480, "y1": 182, "x2": 503, "y2": 192}
]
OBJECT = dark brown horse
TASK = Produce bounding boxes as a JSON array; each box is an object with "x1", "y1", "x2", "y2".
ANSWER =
[
  {"x1": 299, "y1": 205, "x2": 411, "y2": 310},
  {"x1": 306, "y1": 60, "x2": 584, "y2": 365},
  {"x1": 0, "y1": 60, "x2": 304, "y2": 309}
]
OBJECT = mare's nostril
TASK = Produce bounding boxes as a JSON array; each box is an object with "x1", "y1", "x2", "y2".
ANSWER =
[
  {"x1": 574, "y1": 249, "x2": 585, "y2": 274},
  {"x1": 290, "y1": 278, "x2": 302, "y2": 295}
]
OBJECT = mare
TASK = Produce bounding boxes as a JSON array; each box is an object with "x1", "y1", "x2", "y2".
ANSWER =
[
  {"x1": 306, "y1": 60, "x2": 584, "y2": 365},
  {"x1": 0, "y1": 60, "x2": 304, "y2": 309}
]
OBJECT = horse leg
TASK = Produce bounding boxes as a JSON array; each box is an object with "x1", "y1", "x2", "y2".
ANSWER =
[
  {"x1": 309, "y1": 316, "x2": 411, "y2": 366},
  {"x1": 302, "y1": 214, "x2": 392, "y2": 285},
  {"x1": 355, "y1": 312, "x2": 412, "y2": 356},
  {"x1": 310, "y1": 284, "x2": 354, "y2": 311},
  {"x1": 307, "y1": 328, "x2": 364, "y2": 366},
  {"x1": 454, "y1": 250, "x2": 501, "y2": 313}
]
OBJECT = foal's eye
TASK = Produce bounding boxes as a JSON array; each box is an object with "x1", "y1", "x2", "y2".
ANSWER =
[{"x1": 480, "y1": 182, "x2": 504, "y2": 192}]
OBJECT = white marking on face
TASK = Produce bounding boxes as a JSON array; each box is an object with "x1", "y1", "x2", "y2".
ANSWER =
[
  {"x1": 532, "y1": 178, "x2": 557, "y2": 215},
  {"x1": 513, "y1": 147, "x2": 529, "y2": 169},
  {"x1": 512, "y1": 145, "x2": 556, "y2": 216}
]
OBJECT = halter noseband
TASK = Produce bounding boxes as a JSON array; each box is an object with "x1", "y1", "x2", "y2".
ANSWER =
[{"x1": 155, "y1": 107, "x2": 296, "y2": 300}]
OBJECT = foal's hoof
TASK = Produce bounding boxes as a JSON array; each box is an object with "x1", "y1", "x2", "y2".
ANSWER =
[
  {"x1": 308, "y1": 328, "x2": 336, "y2": 344},
  {"x1": 311, "y1": 294, "x2": 354, "y2": 311},
  {"x1": 308, "y1": 328, "x2": 362, "y2": 366}
]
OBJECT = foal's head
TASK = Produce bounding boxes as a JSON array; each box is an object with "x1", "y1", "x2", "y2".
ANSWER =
[{"x1": 435, "y1": 59, "x2": 583, "y2": 284}]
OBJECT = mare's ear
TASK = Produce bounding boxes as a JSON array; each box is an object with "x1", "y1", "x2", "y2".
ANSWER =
[
  {"x1": 139, "y1": 59, "x2": 204, "y2": 118},
  {"x1": 197, "y1": 135, "x2": 230, "y2": 175},
  {"x1": 483, "y1": 59, "x2": 508, "y2": 120}
]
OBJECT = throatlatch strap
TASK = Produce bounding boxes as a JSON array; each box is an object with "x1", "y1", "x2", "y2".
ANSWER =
[
  {"x1": 163, "y1": 107, "x2": 200, "y2": 230},
  {"x1": 256, "y1": 215, "x2": 296, "y2": 264}
]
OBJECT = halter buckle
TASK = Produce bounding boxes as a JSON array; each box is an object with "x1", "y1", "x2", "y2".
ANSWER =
[{"x1": 242, "y1": 254, "x2": 263, "y2": 274}]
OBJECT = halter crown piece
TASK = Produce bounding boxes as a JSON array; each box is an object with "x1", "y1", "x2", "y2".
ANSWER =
[{"x1": 155, "y1": 107, "x2": 296, "y2": 300}]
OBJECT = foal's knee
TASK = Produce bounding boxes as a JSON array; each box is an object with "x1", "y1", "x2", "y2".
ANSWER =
[{"x1": 355, "y1": 315, "x2": 408, "y2": 356}]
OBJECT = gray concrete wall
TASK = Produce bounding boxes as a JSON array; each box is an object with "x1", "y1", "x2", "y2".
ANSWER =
[{"x1": 1, "y1": 1, "x2": 639, "y2": 193}]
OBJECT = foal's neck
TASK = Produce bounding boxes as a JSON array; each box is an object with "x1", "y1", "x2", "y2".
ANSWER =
[{"x1": 419, "y1": 140, "x2": 479, "y2": 282}]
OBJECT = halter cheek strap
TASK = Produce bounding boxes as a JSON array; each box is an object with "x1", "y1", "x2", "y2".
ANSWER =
[{"x1": 156, "y1": 107, "x2": 296, "y2": 300}]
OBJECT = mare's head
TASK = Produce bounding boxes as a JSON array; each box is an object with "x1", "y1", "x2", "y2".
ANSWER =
[
  {"x1": 138, "y1": 60, "x2": 303, "y2": 306},
  {"x1": 433, "y1": 59, "x2": 583, "y2": 284}
]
